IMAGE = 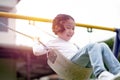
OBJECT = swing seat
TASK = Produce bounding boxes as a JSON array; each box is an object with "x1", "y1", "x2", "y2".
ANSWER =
[{"x1": 47, "y1": 49, "x2": 92, "y2": 80}]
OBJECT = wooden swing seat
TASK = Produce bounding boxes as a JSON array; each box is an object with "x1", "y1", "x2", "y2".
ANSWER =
[{"x1": 47, "y1": 49, "x2": 92, "y2": 80}]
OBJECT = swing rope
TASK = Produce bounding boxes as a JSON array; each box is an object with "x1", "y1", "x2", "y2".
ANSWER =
[
  {"x1": 2, "y1": 25, "x2": 49, "y2": 50},
  {"x1": 28, "y1": 20, "x2": 56, "y2": 38}
]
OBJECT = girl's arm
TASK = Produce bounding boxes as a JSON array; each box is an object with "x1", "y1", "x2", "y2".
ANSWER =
[{"x1": 32, "y1": 38, "x2": 48, "y2": 56}]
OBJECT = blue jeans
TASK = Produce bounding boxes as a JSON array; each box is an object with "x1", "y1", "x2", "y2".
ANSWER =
[{"x1": 71, "y1": 42, "x2": 120, "y2": 77}]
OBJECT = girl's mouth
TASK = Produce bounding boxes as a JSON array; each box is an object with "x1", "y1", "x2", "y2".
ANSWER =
[{"x1": 67, "y1": 34, "x2": 72, "y2": 37}]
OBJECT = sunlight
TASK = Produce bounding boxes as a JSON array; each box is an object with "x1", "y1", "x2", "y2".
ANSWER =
[{"x1": 15, "y1": 0, "x2": 119, "y2": 47}]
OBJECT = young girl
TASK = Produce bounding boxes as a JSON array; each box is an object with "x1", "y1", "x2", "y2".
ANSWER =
[{"x1": 33, "y1": 14, "x2": 120, "y2": 80}]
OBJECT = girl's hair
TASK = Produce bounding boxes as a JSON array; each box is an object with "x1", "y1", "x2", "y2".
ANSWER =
[{"x1": 52, "y1": 14, "x2": 74, "y2": 35}]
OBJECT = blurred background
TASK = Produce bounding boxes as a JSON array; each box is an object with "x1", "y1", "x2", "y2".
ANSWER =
[{"x1": 0, "y1": 0, "x2": 120, "y2": 80}]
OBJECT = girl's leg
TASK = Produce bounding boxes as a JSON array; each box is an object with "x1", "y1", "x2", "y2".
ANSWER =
[
  {"x1": 98, "y1": 43, "x2": 120, "y2": 75},
  {"x1": 71, "y1": 43, "x2": 106, "y2": 77},
  {"x1": 71, "y1": 42, "x2": 120, "y2": 77}
]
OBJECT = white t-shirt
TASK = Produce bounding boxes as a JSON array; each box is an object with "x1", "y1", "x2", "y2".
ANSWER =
[{"x1": 33, "y1": 37, "x2": 79, "y2": 59}]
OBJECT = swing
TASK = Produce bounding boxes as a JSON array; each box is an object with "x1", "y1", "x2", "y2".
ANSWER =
[
  {"x1": 5, "y1": 22, "x2": 93, "y2": 80},
  {"x1": 27, "y1": 22, "x2": 93, "y2": 80},
  {"x1": 46, "y1": 28, "x2": 93, "y2": 80},
  {"x1": 47, "y1": 48, "x2": 92, "y2": 80}
]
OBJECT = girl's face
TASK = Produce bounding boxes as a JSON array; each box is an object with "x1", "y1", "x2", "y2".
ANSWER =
[{"x1": 57, "y1": 19, "x2": 75, "y2": 41}]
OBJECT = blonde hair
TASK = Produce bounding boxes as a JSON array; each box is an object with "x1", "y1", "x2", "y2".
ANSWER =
[{"x1": 52, "y1": 14, "x2": 74, "y2": 35}]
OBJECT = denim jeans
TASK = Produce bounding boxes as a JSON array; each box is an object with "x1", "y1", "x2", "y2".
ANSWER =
[{"x1": 71, "y1": 42, "x2": 120, "y2": 77}]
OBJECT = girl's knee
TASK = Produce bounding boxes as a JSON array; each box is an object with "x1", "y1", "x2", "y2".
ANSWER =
[
  {"x1": 87, "y1": 42, "x2": 107, "y2": 50},
  {"x1": 87, "y1": 43, "x2": 99, "y2": 50},
  {"x1": 99, "y1": 42, "x2": 108, "y2": 48},
  {"x1": 86, "y1": 42, "x2": 108, "y2": 51},
  {"x1": 88, "y1": 43, "x2": 98, "y2": 47}
]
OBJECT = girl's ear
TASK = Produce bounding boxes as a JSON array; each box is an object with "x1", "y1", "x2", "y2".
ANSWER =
[{"x1": 53, "y1": 25, "x2": 62, "y2": 34}]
